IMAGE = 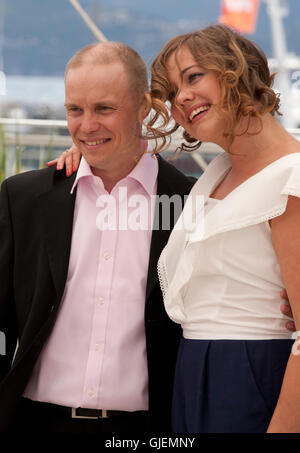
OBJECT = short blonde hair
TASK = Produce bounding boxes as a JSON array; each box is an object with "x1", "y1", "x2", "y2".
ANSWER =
[{"x1": 65, "y1": 42, "x2": 149, "y2": 102}]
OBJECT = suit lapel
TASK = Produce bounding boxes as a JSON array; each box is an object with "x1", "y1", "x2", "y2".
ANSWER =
[
  {"x1": 37, "y1": 172, "x2": 77, "y2": 302},
  {"x1": 145, "y1": 157, "x2": 194, "y2": 302},
  {"x1": 145, "y1": 204, "x2": 172, "y2": 302}
]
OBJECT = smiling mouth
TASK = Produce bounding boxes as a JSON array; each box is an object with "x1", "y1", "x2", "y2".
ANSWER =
[
  {"x1": 188, "y1": 104, "x2": 210, "y2": 122},
  {"x1": 81, "y1": 138, "x2": 110, "y2": 146}
]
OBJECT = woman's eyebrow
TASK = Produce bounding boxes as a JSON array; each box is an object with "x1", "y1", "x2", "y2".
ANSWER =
[{"x1": 180, "y1": 65, "x2": 200, "y2": 76}]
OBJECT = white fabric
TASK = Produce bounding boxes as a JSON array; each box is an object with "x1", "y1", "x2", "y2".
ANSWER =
[{"x1": 158, "y1": 152, "x2": 300, "y2": 340}]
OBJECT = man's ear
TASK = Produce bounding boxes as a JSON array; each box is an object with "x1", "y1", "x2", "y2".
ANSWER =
[{"x1": 139, "y1": 92, "x2": 152, "y2": 122}]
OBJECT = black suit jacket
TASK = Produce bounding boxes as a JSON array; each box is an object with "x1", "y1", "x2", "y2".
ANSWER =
[{"x1": 0, "y1": 156, "x2": 195, "y2": 432}]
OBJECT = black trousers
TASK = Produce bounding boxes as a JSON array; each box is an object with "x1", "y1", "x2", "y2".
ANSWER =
[{"x1": 9, "y1": 398, "x2": 150, "y2": 434}]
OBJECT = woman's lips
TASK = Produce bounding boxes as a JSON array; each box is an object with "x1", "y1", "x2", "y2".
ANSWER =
[{"x1": 187, "y1": 104, "x2": 211, "y2": 123}]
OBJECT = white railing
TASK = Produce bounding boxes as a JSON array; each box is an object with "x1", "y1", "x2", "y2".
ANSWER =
[
  {"x1": 0, "y1": 118, "x2": 216, "y2": 177},
  {"x1": 0, "y1": 118, "x2": 300, "y2": 177},
  {"x1": 0, "y1": 117, "x2": 72, "y2": 147}
]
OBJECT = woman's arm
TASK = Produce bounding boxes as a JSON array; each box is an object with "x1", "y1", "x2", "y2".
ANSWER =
[{"x1": 267, "y1": 195, "x2": 300, "y2": 432}]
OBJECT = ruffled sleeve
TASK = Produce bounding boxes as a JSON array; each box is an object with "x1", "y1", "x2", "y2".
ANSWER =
[{"x1": 188, "y1": 152, "x2": 300, "y2": 243}]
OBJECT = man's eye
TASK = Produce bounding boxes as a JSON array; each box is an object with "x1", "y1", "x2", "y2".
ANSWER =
[
  {"x1": 97, "y1": 106, "x2": 111, "y2": 112},
  {"x1": 68, "y1": 107, "x2": 80, "y2": 113}
]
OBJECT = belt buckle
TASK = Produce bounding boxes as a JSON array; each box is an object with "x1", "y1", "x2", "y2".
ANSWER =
[{"x1": 71, "y1": 408, "x2": 108, "y2": 419}]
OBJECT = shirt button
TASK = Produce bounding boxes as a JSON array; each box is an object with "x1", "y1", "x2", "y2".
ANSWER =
[
  {"x1": 88, "y1": 389, "x2": 94, "y2": 397},
  {"x1": 103, "y1": 252, "x2": 110, "y2": 260},
  {"x1": 98, "y1": 297, "x2": 105, "y2": 305},
  {"x1": 95, "y1": 343, "x2": 100, "y2": 351}
]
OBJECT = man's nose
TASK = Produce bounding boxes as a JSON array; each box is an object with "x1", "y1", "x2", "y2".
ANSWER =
[{"x1": 80, "y1": 112, "x2": 99, "y2": 133}]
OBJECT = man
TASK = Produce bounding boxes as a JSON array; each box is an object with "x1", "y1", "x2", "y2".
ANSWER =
[{"x1": 0, "y1": 42, "x2": 194, "y2": 433}]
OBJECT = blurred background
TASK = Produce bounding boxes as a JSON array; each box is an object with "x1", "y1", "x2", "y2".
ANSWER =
[{"x1": 0, "y1": 0, "x2": 299, "y2": 179}]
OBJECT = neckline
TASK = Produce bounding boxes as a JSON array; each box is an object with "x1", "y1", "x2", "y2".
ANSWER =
[{"x1": 208, "y1": 152, "x2": 300, "y2": 202}]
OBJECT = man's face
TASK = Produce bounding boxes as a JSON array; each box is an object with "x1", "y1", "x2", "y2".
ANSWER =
[{"x1": 65, "y1": 62, "x2": 144, "y2": 177}]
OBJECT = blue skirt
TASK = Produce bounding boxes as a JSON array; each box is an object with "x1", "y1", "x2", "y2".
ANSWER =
[{"x1": 172, "y1": 337, "x2": 293, "y2": 433}]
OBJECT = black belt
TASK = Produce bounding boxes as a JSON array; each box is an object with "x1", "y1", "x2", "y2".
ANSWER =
[
  {"x1": 22, "y1": 398, "x2": 148, "y2": 420},
  {"x1": 71, "y1": 407, "x2": 148, "y2": 420}
]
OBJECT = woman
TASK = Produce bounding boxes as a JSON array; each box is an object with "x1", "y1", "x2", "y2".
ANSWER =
[
  {"x1": 51, "y1": 25, "x2": 300, "y2": 432},
  {"x1": 149, "y1": 24, "x2": 300, "y2": 433}
]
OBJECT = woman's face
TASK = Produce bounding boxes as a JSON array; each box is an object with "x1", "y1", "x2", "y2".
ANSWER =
[{"x1": 166, "y1": 46, "x2": 227, "y2": 146}]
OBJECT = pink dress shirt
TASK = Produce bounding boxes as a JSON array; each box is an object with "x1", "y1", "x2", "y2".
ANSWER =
[{"x1": 24, "y1": 151, "x2": 158, "y2": 410}]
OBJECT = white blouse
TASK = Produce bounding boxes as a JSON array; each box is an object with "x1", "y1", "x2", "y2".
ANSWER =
[{"x1": 158, "y1": 152, "x2": 300, "y2": 340}]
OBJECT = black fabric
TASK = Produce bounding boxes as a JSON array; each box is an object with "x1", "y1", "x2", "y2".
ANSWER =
[
  {"x1": 9, "y1": 398, "x2": 150, "y2": 434},
  {"x1": 172, "y1": 338, "x2": 293, "y2": 433}
]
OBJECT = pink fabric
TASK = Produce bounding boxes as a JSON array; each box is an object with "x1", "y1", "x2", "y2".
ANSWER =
[{"x1": 24, "y1": 152, "x2": 158, "y2": 410}]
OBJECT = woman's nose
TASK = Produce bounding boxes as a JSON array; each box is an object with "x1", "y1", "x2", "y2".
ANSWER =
[{"x1": 176, "y1": 84, "x2": 194, "y2": 105}]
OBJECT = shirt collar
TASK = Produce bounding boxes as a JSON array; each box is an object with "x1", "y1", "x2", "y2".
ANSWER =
[
  {"x1": 128, "y1": 150, "x2": 158, "y2": 196},
  {"x1": 70, "y1": 147, "x2": 158, "y2": 195},
  {"x1": 70, "y1": 156, "x2": 98, "y2": 194}
]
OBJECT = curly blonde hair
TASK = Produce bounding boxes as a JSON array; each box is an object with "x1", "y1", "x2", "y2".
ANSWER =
[{"x1": 147, "y1": 24, "x2": 281, "y2": 153}]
